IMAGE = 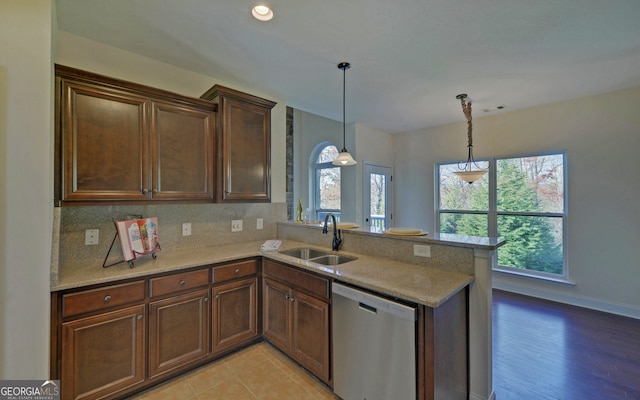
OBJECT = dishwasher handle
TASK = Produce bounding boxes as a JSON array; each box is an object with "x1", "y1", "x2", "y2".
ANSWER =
[
  {"x1": 358, "y1": 302, "x2": 377, "y2": 314},
  {"x1": 332, "y1": 282, "x2": 416, "y2": 321}
]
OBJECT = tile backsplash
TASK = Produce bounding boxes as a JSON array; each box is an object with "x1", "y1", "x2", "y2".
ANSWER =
[{"x1": 55, "y1": 203, "x2": 286, "y2": 267}]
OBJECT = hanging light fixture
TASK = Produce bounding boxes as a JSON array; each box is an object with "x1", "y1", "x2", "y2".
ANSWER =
[
  {"x1": 454, "y1": 93, "x2": 487, "y2": 183},
  {"x1": 332, "y1": 62, "x2": 357, "y2": 166}
]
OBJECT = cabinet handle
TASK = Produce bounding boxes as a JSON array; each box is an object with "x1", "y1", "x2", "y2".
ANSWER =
[
  {"x1": 216, "y1": 294, "x2": 220, "y2": 300},
  {"x1": 289, "y1": 296, "x2": 295, "y2": 303},
  {"x1": 204, "y1": 297, "x2": 209, "y2": 303},
  {"x1": 153, "y1": 189, "x2": 158, "y2": 194},
  {"x1": 137, "y1": 315, "x2": 143, "y2": 320},
  {"x1": 104, "y1": 295, "x2": 112, "y2": 303},
  {"x1": 142, "y1": 188, "x2": 149, "y2": 194},
  {"x1": 179, "y1": 280, "x2": 186, "y2": 286},
  {"x1": 285, "y1": 294, "x2": 289, "y2": 300},
  {"x1": 234, "y1": 269, "x2": 240, "y2": 274}
]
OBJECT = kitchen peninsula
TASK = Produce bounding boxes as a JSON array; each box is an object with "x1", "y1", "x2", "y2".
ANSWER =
[{"x1": 50, "y1": 209, "x2": 503, "y2": 400}]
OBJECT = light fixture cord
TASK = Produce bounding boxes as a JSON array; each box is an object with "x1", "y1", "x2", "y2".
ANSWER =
[
  {"x1": 460, "y1": 96, "x2": 473, "y2": 148},
  {"x1": 342, "y1": 64, "x2": 346, "y2": 152}
]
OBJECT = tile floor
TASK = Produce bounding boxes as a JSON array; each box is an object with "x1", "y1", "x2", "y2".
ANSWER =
[{"x1": 132, "y1": 342, "x2": 340, "y2": 400}]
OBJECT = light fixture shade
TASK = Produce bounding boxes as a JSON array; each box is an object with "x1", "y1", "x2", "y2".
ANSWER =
[
  {"x1": 454, "y1": 170, "x2": 487, "y2": 183},
  {"x1": 333, "y1": 150, "x2": 357, "y2": 166}
]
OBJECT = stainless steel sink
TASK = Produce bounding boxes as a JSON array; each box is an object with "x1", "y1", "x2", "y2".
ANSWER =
[
  {"x1": 278, "y1": 248, "x2": 358, "y2": 265},
  {"x1": 307, "y1": 254, "x2": 358, "y2": 266},
  {"x1": 279, "y1": 247, "x2": 330, "y2": 260}
]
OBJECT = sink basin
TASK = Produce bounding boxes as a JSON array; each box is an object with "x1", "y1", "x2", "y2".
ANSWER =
[
  {"x1": 308, "y1": 254, "x2": 358, "y2": 266},
  {"x1": 279, "y1": 248, "x2": 331, "y2": 260},
  {"x1": 278, "y1": 248, "x2": 358, "y2": 265}
]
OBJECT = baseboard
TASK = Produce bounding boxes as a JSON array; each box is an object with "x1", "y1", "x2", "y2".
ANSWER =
[
  {"x1": 470, "y1": 390, "x2": 496, "y2": 400},
  {"x1": 493, "y1": 275, "x2": 640, "y2": 319}
]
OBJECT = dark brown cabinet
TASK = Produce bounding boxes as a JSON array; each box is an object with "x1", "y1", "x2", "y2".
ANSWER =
[
  {"x1": 262, "y1": 260, "x2": 330, "y2": 384},
  {"x1": 55, "y1": 65, "x2": 215, "y2": 204},
  {"x1": 201, "y1": 85, "x2": 276, "y2": 202},
  {"x1": 148, "y1": 289, "x2": 210, "y2": 378},
  {"x1": 212, "y1": 259, "x2": 259, "y2": 353},
  {"x1": 148, "y1": 269, "x2": 210, "y2": 378},
  {"x1": 62, "y1": 306, "x2": 146, "y2": 400},
  {"x1": 59, "y1": 281, "x2": 146, "y2": 400}
]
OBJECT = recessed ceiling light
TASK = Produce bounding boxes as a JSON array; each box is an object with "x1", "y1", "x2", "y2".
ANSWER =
[{"x1": 252, "y1": 4, "x2": 274, "y2": 21}]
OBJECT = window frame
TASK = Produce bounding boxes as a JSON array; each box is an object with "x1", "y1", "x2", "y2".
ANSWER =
[
  {"x1": 436, "y1": 151, "x2": 568, "y2": 281},
  {"x1": 312, "y1": 143, "x2": 341, "y2": 220}
]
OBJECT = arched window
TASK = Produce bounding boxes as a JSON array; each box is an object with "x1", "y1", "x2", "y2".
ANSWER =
[{"x1": 312, "y1": 143, "x2": 341, "y2": 221}]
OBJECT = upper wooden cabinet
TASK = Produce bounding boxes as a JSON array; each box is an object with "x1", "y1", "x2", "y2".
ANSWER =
[
  {"x1": 201, "y1": 85, "x2": 276, "y2": 202},
  {"x1": 55, "y1": 65, "x2": 215, "y2": 204}
]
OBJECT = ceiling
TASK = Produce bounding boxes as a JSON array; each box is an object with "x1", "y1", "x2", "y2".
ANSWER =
[{"x1": 55, "y1": 0, "x2": 640, "y2": 133}]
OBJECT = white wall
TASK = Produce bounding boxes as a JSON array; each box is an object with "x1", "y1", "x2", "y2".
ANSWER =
[
  {"x1": 354, "y1": 124, "x2": 394, "y2": 224},
  {"x1": 0, "y1": 0, "x2": 54, "y2": 378},
  {"x1": 292, "y1": 109, "x2": 355, "y2": 220},
  {"x1": 394, "y1": 87, "x2": 640, "y2": 317},
  {"x1": 55, "y1": 31, "x2": 287, "y2": 203}
]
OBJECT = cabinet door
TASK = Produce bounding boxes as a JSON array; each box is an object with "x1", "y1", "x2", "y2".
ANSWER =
[
  {"x1": 212, "y1": 277, "x2": 258, "y2": 353},
  {"x1": 61, "y1": 305, "x2": 145, "y2": 400},
  {"x1": 60, "y1": 79, "x2": 149, "y2": 202},
  {"x1": 262, "y1": 278, "x2": 291, "y2": 352},
  {"x1": 151, "y1": 101, "x2": 214, "y2": 200},
  {"x1": 220, "y1": 96, "x2": 271, "y2": 201},
  {"x1": 291, "y1": 289, "x2": 330, "y2": 384},
  {"x1": 148, "y1": 289, "x2": 210, "y2": 378}
]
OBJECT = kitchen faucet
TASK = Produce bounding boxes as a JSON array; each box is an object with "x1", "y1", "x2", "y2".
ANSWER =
[{"x1": 322, "y1": 213, "x2": 342, "y2": 251}]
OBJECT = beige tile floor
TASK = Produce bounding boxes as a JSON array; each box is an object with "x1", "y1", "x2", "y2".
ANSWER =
[{"x1": 132, "y1": 342, "x2": 340, "y2": 400}]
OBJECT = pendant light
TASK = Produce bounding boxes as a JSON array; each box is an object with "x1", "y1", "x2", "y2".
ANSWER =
[
  {"x1": 454, "y1": 93, "x2": 487, "y2": 183},
  {"x1": 332, "y1": 62, "x2": 357, "y2": 166}
]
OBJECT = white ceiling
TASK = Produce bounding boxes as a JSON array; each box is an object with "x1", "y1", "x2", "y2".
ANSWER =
[{"x1": 55, "y1": 0, "x2": 640, "y2": 133}]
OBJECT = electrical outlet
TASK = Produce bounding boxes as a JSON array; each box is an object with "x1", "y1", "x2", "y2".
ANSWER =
[
  {"x1": 256, "y1": 218, "x2": 264, "y2": 230},
  {"x1": 231, "y1": 220, "x2": 243, "y2": 232},
  {"x1": 85, "y1": 229, "x2": 99, "y2": 245},
  {"x1": 182, "y1": 222, "x2": 192, "y2": 236},
  {"x1": 413, "y1": 244, "x2": 431, "y2": 258}
]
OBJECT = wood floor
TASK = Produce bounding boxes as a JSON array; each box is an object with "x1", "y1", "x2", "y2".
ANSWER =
[{"x1": 493, "y1": 289, "x2": 640, "y2": 400}]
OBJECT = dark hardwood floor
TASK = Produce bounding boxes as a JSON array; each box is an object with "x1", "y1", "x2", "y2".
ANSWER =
[{"x1": 493, "y1": 290, "x2": 640, "y2": 400}]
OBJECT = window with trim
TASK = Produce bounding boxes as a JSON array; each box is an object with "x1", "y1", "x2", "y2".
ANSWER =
[
  {"x1": 313, "y1": 143, "x2": 341, "y2": 221},
  {"x1": 437, "y1": 152, "x2": 566, "y2": 279}
]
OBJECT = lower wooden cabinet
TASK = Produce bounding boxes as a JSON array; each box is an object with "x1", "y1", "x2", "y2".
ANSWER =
[
  {"x1": 263, "y1": 260, "x2": 331, "y2": 384},
  {"x1": 61, "y1": 305, "x2": 145, "y2": 400},
  {"x1": 148, "y1": 289, "x2": 210, "y2": 378},
  {"x1": 212, "y1": 277, "x2": 258, "y2": 353}
]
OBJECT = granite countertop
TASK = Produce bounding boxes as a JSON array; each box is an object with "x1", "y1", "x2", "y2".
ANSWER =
[{"x1": 52, "y1": 240, "x2": 473, "y2": 308}]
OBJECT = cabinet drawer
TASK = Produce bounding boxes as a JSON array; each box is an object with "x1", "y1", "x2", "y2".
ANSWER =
[
  {"x1": 62, "y1": 280, "x2": 145, "y2": 318},
  {"x1": 213, "y1": 259, "x2": 257, "y2": 283},
  {"x1": 263, "y1": 260, "x2": 329, "y2": 300},
  {"x1": 150, "y1": 269, "x2": 209, "y2": 298}
]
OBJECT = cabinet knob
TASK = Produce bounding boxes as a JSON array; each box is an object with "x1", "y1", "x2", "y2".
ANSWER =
[
  {"x1": 204, "y1": 297, "x2": 209, "y2": 303},
  {"x1": 142, "y1": 188, "x2": 149, "y2": 194},
  {"x1": 153, "y1": 189, "x2": 158, "y2": 194},
  {"x1": 137, "y1": 315, "x2": 143, "y2": 320},
  {"x1": 179, "y1": 280, "x2": 186, "y2": 286},
  {"x1": 216, "y1": 294, "x2": 220, "y2": 300},
  {"x1": 104, "y1": 295, "x2": 112, "y2": 303},
  {"x1": 285, "y1": 294, "x2": 289, "y2": 300},
  {"x1": 234, "y1": 269, "x2": 240, "y2": 274},
  {"x1": 289, "y1": 296, "x2": 295, "y2": 303}
]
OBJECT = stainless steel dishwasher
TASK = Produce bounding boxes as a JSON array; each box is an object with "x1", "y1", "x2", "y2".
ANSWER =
[{"x1": 332, "y1": 282, "x2": 417, "y2": 400}]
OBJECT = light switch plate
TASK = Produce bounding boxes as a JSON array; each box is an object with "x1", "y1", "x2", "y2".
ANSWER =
[
  {"x1": 231, "y1": 220, "x2": 243, "y2": 232},
  {"x1": 85, "y1": 229, "x2": 99, "y2": 245},
  {"x1": 182, "y1": 223, "x2": 192, "y2": 236},
  {"x1": 256, "y1": 218, "x2": 264, "y2": 230}
]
